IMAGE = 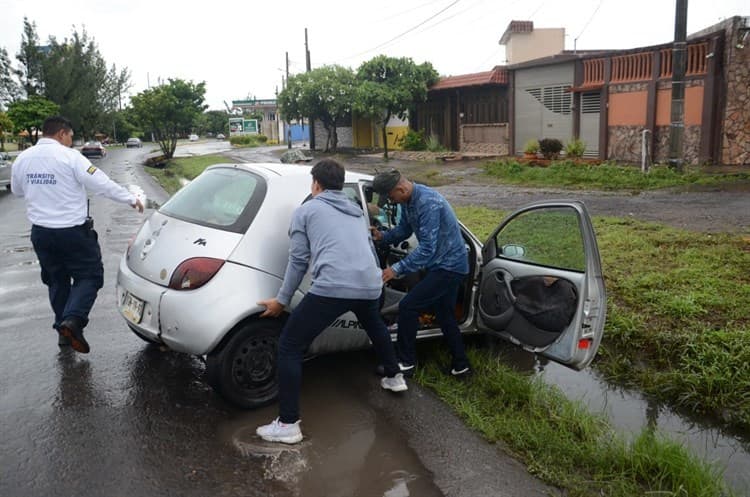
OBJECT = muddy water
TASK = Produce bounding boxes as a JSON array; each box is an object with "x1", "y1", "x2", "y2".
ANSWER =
[
  {"x1": 492, "y1": 341, "x2": 750, "y2": 495},
  {"x1": 218, "y1": 355, "x2": 443, "y2": 497}
]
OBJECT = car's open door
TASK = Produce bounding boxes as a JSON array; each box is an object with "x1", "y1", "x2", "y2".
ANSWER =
[{"x1": 476, "y1": 201, "x2": 606, "y2": 370}]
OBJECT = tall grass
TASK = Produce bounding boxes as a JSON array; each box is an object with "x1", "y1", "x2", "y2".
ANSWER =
[{"x1": 417, "y1": 342, "x2": 732, "y2": 496}]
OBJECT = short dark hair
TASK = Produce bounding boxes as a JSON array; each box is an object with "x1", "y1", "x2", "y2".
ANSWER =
[
  {"x1": 311, "y1": 159, "x2": 345, "y2": 190},
  {"x1": 42, "y1": 116, "x2": 73, "y2": 136}
]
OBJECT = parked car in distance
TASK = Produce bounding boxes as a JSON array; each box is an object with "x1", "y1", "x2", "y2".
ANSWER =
[
  {"x1": 216, "y1": 133, "x2": 226, "y2": 140},
  {"x1": 81, "y1": 141, "x2": 107, "y2": 158},
  {"x1": 116, "y1": 163, "x2": 607, "y2": 408},
  {"x1": 126, "y1": 137, "x2": 142, "y2": 148},
  {"x1": 0, "y1": 152, "x2": 11, "y2": 190},
  {"x1": 188, "y1": 134, "x2": 199, "y2": 142}
]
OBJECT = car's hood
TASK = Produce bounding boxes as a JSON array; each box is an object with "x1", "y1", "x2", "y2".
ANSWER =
[{"x1": 126, "y1": 211, "x2": 243, "y2": 287}]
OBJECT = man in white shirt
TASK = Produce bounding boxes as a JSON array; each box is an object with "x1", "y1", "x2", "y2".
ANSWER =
[{"x1": 11, "y1": 115, "x2": 144, "y2": 353}]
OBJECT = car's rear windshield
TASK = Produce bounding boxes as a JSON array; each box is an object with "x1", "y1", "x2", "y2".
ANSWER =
[{"x1": 158, "y1": 167, "x2": 266, "y2": 234}]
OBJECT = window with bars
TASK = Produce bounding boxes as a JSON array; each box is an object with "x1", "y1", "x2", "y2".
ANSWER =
[
  {"x1": 525, "y1": 85, "x2": 572, "y2": 115},
  {"x1": 581, "y1": 92, "x2": 601, "y2": 114}
]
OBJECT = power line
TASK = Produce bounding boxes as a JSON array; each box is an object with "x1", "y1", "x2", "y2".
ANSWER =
[
  {"x1": 574, "y1": 0, "x2": 605, "y2": 50},
  {"x1": 340, "y1": 0, "x2": 462, "y2": 61}
]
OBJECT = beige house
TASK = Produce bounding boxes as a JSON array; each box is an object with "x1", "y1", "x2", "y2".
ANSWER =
[{"x1": 499, "y1": 21, "x2": 565, "y2": 65}]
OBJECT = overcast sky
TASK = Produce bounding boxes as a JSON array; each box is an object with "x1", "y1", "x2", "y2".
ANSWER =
[{"x1": 0, "y1": 0, "x2": 747, "y2": 111}]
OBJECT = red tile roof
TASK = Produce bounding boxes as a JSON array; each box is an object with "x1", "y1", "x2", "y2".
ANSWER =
[
  {"x1": 430, "y1": 66, "x2": 508, "y2": 91},
  {"x1": 499, "y1": 20, "x2": 534, "y2": 44}
]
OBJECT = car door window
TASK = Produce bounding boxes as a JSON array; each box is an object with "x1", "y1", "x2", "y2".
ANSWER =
[{"x1": 493, "y1": 206, "x2": 585, "y2": 272}]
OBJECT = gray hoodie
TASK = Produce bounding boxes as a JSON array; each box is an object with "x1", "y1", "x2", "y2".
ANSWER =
[{"x1": 276, "y1": 189, "x2": 382, "y2": 306}]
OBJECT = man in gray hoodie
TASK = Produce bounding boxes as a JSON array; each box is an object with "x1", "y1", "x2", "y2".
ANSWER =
[{"x1": 256, "y1": 159, "x2": 407, "y2": 444}]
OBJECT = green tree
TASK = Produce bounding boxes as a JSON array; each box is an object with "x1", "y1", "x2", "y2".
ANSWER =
[
  {"x1": 7, "y1": 96, "x2": 60, "y2": 145},
  {"x1": 0, "y1": 47, "x2": 21, "y2": 110},
  {"x1": 42, "y1": 28, "x2": 130, "y2": 140},
  {"x1": 355, "y1": 55, "x2": 438, "y2": 158},
  {"x1": 14, "y1": 17, "x2": 45, "y2": 97},
  {"x1": 130, "y1": 79, "x2": 207, "y2": 159},
  {"x1": 278, "y1": 65, "x2": 356, "y2": 152},
  {"x1": 195, "y1": 110, "x2": 230, "y2": 136},
  {"x1": 0, "y1": 111, "x2": 14, "y2": 151}
]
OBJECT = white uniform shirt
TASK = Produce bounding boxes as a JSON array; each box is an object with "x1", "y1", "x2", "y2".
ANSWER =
[{"x1": 11, "y1": 138, "x2": 136, "y2": 228}]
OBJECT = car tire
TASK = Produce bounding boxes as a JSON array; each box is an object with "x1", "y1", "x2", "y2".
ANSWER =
[
  {"x1": 206, "y1": 320, "x2": 281, "y2": 409},
  {"x1": 127, "y1": 323, "x2": 161, "y2": 345}
]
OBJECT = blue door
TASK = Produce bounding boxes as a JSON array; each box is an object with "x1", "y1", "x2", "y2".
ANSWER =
[{"x1": 288, "y1": 124, "x2": 309, "y2": 142}]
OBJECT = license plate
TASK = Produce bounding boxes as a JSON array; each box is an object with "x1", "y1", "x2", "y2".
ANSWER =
[{"x1": 122, "y1": 292, "x2": 145, "y2": 324}]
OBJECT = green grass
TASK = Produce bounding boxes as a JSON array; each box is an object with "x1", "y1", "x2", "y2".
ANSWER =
[
  {"x1": 416, "y1": 342, "x2": 732, "y2": 497},
  {"x1": 456, "y1": 205, "x2": 750, "y2": 431},
  {"x1": 482, "y1": 159, "x2": 750, "y2": 191},
  {"x1": 146, "y1": 154, "x2": 230, "y2": 194}
]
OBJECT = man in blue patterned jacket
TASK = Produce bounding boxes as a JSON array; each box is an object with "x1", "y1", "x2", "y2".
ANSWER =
[{"x1": 371, "y1": 170, "x2": 471, "y2": 378}]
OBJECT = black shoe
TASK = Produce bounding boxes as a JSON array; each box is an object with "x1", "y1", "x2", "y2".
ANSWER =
[
  {"x1": 58, "y1": 334, "x2": 71, "y2": 346},
  {"x1": 58, "y1": 318, "x2": 90, "y2": 354},
  {"x1": 375, "y1": 362, "x2": 415, "y2": 378}
]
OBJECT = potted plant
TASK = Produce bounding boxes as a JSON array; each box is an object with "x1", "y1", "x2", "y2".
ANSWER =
[
  {"x1": 523, "y1": 139, "x2": 539, "y2": 158},
  {"x1": 539, "y1": 138, "x2": 563, "y2": 160},
  {"x1": 565, "y1": 138, "x2": 586, "y2": 159}
]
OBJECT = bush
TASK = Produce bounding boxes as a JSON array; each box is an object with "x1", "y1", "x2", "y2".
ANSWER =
[
  {"x1": 523, "y1": 139, "x2": 540, "y2": 154},
  {"x1": 539, "y1": 138, "x2": 563, "y2": 159},
  {"x1": 565, "y1": 138, "x2": 586, "y2": 159},
  {"x1": 398, "y1": 129, "x2": 427, "y2": 151},
  {"x1": 229, "y1": 134, "x2": 267, "y2": 146},
  {"x1": 425, "y1": 134, "x2": 447, "y2": 152}
]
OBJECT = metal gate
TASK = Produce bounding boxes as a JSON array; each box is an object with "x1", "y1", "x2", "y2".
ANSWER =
[{"x1": 579, "y1": 92, "x2": 601, "y2": 157}]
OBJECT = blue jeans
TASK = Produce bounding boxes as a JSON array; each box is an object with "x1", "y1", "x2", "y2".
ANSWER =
[
  {"x1": 30, "y1": 224, "x2": 104, "y2": 329},
  {"x1": 397, "y1": 269, "x2": 470, "y2": 370},
  {"x1": 277, "y1": 293, "x2": 400, "y2": 424}
]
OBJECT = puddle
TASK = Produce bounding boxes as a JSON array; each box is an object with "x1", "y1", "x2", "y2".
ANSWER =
[
  {"x1": 218, "y1": 355, "x2": 443, "y2": 497},
  {"x1": 491, "y1": 341, "x2": 750, "y2": 495}
]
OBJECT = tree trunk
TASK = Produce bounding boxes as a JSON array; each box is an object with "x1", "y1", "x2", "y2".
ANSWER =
[{"x1": 381, "y1": 123, "x2": 388, "y2": 160}]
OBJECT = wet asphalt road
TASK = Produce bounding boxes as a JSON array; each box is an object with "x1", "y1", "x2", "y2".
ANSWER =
[{"x1": 0, "y1": 144, "x2": 555, "y2": 497}]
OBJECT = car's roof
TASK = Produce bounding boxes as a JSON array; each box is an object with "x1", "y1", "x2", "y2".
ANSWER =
[{"x1": 206, "y1": 163, "x2": 373, "y2": 182}]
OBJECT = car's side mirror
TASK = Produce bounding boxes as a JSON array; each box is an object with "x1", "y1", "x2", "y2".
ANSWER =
[
  {"x1": 364, "y1": 186, "x2": 374, "y2": 203},
  {"x1": 501, "y1": 244, "x2": 526, "y2": 258}
]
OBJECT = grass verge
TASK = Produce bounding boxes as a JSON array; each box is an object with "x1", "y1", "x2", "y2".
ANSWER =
[
  {"x1": 416, "y1": 342, "x2": 733, "y2": 496},
  {"x1": 455, "y1": 205, "x2": 750, "y2": 431},
  {"x1": 146, "y1": 154, "x2": 230, "y2": 194},
  {"x1": 482, "y1": 159, "x2": 750, "y2": 191}
]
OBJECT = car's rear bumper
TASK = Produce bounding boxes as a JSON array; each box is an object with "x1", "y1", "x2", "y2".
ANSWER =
[{"x1": 117, "y1": 256, "x2": 282, "y2": 355}]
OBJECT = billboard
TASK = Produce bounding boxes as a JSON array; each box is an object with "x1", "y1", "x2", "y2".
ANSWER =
[{"x1": 229, "y1": 118, "x2": 259, "y2": 136}]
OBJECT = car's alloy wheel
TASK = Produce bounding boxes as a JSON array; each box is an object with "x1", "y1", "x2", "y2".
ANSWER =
[{"x1": 206, "y1": 320, "x2": 281, "y2": 409}]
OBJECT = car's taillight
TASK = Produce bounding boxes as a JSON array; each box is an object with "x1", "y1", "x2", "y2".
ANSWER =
[{"x1": 168, "y1": 257, "x2": 225, "y2": 290}]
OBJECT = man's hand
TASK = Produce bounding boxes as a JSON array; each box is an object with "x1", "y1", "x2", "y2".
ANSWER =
[
  {"x1": 132, "y1": 198, "x2": 145, "y2": 213},
  {"x1": 369, "y1": 226, "x2": 383, "y2": 241},
  {"x1": 257, "y1": 298, "x2": 284, "y2": 318},
  {"x1": 382, "y1": 266, "x2": 397, "y2": 283}
]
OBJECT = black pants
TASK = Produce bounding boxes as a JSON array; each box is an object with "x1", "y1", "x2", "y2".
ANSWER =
[
  {"x1": 277, "y1": 293, "x2": 399, "y2": 424},
  {"x1": 30, "y1": 224, "x2": 104, "y2": 329},
  {"x1": 396, "y1": 269, "x2": 470, "y2": 370}
]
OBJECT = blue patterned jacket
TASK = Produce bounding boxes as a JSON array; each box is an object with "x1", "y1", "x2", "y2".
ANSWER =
[{"x1": 381, "y1": 183, "x2": 469, "y2": 276}]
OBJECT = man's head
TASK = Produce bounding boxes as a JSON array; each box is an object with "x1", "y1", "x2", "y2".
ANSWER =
[
  {"x1": 42, "y1": 116, "x2": 74, "y2": 147},
  {"x1": 372, "y1": 169, "x2": 411, "y2": 204},
  {"x1": 310, "y1": 159, "x2": 345, "y2": 195}
]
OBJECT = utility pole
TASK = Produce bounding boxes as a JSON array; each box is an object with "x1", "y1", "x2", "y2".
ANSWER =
[
  {"x1": 285, "y1": 51, "x2": 292, "y2": 149},
  {"x1": 305, "y1": 28, "x2": 315, "y2": 150},
  {"x1": 668, "y1": 0, "x2": 688, "y2": 172}
]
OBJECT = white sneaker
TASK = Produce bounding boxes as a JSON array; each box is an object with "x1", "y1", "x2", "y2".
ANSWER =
[
  {"x1": 381, "y1": 373, "x2": 408, "y2": 392},
  {"x1": 256, "y1": 417, "x2": 303, "y2": 444}
]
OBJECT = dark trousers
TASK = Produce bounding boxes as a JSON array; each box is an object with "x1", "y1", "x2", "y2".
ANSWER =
[
  {"x1": 396, "y1": 269, "x2": 469, "y2": 370},
  {"x1": 278, "y1": 293, "x2": 399, "y2": 424},
  {"x1": 30, "y1": 224, "x2": 104, "y2": 330}
]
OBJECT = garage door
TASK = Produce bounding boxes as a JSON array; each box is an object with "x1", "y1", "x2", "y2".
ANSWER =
[{"x1": 514, "y1": 64, "x2": 574, "y2": 155}]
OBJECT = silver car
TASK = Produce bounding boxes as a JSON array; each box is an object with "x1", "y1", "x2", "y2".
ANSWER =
[
  {"x1": 116, "y1": 163, "x2": 607, "y2": 408},
  {"x1": 0, "y1": 152, "x2": 11, "y2": 190}
]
